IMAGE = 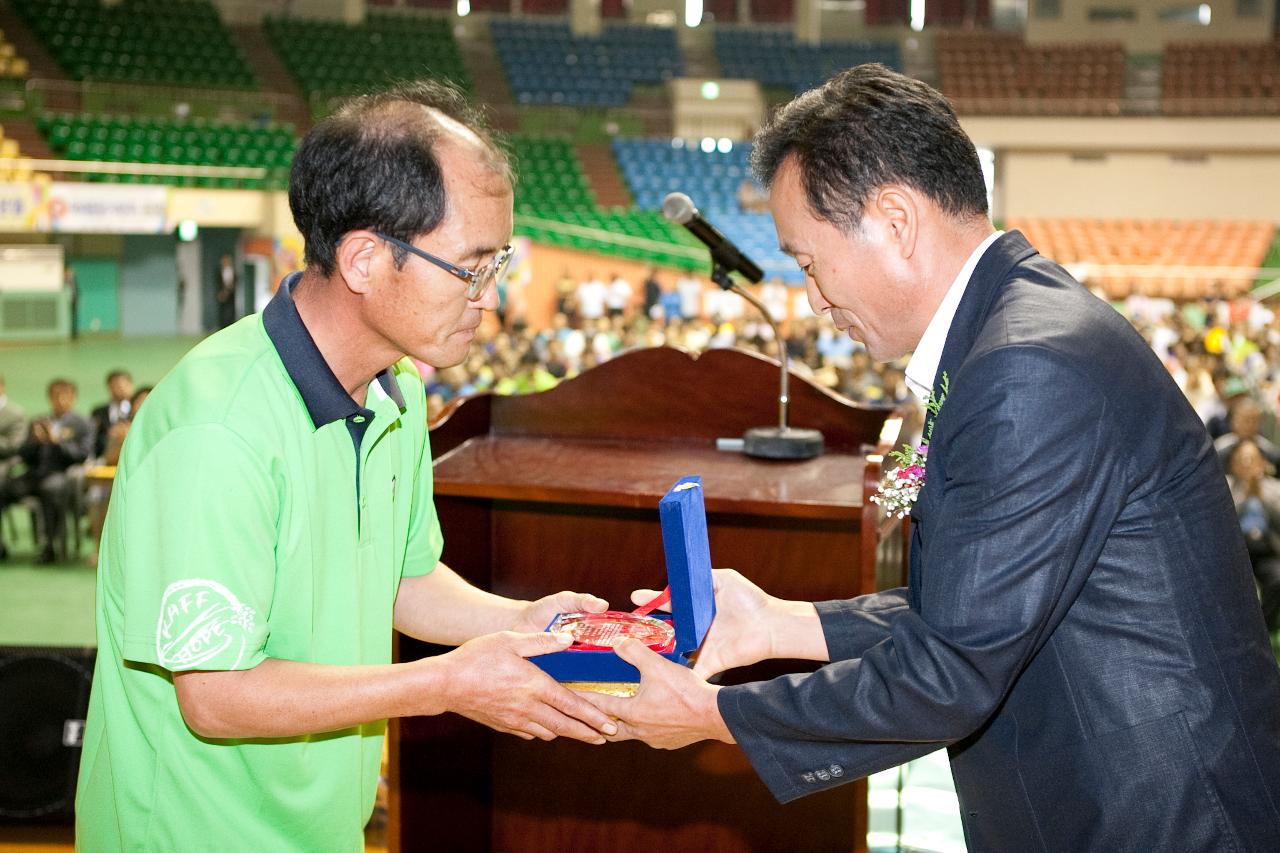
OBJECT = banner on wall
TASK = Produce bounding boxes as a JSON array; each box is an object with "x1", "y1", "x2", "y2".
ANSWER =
[
  {"x1": 272, "y1": 233, "x2": 304, "y2": 286},
  {"x1": 39, "y1": 182, "x2": 169, "y2": 234},
  {"x1": 0, "y1": 181, "x2": 45, "y2": 232}
]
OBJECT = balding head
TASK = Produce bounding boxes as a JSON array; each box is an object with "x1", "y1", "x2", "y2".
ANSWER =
[{"x1": 289, "y1": 80, "x2": 512, "y2": 277}]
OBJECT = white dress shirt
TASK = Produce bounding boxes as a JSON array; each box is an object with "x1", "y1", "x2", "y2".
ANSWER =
[{"x1": 904, "y1": 231, "x2": 1004, "y2": 401}]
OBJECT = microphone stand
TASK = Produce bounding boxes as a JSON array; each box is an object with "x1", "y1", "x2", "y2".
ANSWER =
[{"x1": 710, "y1": 262, "x2": 824, "y2": 460}]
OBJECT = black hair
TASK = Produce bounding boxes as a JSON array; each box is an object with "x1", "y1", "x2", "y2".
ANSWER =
[
  {"x1": 288, "y1": 79, "x2": 511, "y2": 277},
  {"x1": 751, "y1": 64, "x2": 988, "y2": 232},
  {"x1": 47, "y1": 377, "x2": 75, "y2": 394},
  {"x1": 107, "y1": 369, "x2": 131, "y2": 383}
]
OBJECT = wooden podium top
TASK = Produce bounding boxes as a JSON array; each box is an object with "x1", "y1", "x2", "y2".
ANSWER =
[
  {"x1": 429, "y1": 346, "x2": 898, "y2": 521},
  {"x1": 434, "y1": 436, "x2": 865, "y2": 519}
]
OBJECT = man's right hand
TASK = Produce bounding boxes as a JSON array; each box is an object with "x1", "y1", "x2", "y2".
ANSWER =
[
  {"x1": 630, "y1": 568, "x2": 825, "y2": 678},
  {"x1": 429, "y1": 630, "x2": 618, "y2": 743}
]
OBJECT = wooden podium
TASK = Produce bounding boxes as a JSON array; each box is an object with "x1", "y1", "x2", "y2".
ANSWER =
[{"x1": 390, "y1": 347, "x2": 908, "y2": 853}]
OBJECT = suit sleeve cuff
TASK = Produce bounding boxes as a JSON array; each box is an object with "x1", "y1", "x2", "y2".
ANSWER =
[
  {"x1": 718, "y1": 685, "x2": 804, "y2": 803},
  {"x1": 815, "y1": 592, "x2": 910, "y2": 661}
]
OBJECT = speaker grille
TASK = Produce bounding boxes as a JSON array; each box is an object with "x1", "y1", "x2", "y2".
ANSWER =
[
  {"x1": 0, "y1": 647, "x2": 95, "y2": 821},
  {"x1": 0, "y1": 295, "x2": 60, "y2": 334}
]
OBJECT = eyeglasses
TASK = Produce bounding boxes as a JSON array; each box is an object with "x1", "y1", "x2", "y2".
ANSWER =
[{"x1": 373, "y1": 230, "x2": 513, "y2": 302}]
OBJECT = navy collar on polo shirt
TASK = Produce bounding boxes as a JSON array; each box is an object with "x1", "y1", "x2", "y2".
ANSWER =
[{"x1": 263, "y1": 273, "x2": 407, "y2": 442}]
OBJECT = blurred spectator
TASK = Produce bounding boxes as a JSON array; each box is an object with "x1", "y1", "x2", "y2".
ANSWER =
[
  {"x1": 90, "y1": 369, "x2": 135, "y2": 457},
  {"x1": 554, "y1": 268, "x2": 576, "y2": 318},
  {"x1": 86, "y1": 386, "x2": 151, "y2": 568},
  {"x1": 0, "y1": 379, "x2": 93, "y2": 562},
  {"x1": 215, "y1": 254, "x2": 239, "y2": 329},
  {"x1": 494, "y1": 351, "x2": 558, "y2": 395},
  {"x1": 658, "y1": 278, "x2": 683, "y2": 323},
  {"x1": 759, "y1": 278, "x2": 789, "y2": 323},
  {"x1": 0, "y1": 374, "x2": 27, "y2": 460},
  {"x1": 1216, "y1": 397, "x2": 1280, "y2": 470},
  {"x1": 677, "y1": 274, "x2": 703, "y2": 320},
  {"x1": 642, "y1": 267, "x2": 661, "y2": 318},
  {"x1": 606, "y1": 272, "x2": 633, "y2": 320},
  {"x1": 1226, "y1": 440, "x2": 1280, "y2": 632},
  {"x1": 576, "y1": 272, "x2": 607, "y2": 322},
  {"x1": 1206, "y1": 374, "x2": 1248, "y2": 439}
]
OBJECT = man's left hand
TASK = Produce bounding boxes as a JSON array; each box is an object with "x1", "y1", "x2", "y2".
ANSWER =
[
  {"x1": 579, "y1": 638, "x2": 735, "y2": 750},
  {"x1": 512, "y1": 590, "x2": 609, "y2": 634}
]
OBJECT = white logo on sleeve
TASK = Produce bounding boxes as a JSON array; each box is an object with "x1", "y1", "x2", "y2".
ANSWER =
[{"x1": 156, "y1": 579, "x2": 257, "y2": 670}]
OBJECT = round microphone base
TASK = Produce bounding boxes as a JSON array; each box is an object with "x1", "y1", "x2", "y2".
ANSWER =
[{"x1": 742, "y1": 427, "x2": 825, "y2": 460}]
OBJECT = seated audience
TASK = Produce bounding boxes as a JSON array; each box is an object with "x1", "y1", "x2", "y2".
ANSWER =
[
  {"x1": 90, "y1": 369, "x2": 135, "y2": 458},
  {"x1": 0, "y1": 374, "x2": 27, "y2": 462},
  {"x1": 85, "y1": 386, "x2": 151, "y2": 568},
  {"x1": 0, "y1": 374, "x2": 29, "y2": 559},
  {"x1": 1217, "y1": 397, "x2": 1280, "y2": 470},
  {"x1": 0, "y1": 378, "x2": 93, "y2": 563},
  {"x1": 1226, "y1": 440, "x2": 1280, "y2": 632}
]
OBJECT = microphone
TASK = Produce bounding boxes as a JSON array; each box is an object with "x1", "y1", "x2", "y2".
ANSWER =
[
  {"x1": 662, "y1": 192, "x2": 763, "y2": 284},
  {"x1": 662, "y1": 192, "x2": 823, "y2": 461}
]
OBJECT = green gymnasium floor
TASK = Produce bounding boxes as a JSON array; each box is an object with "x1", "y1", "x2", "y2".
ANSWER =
[{"x1": 1, "y1": 335, "x2": 206, "y2": 418}]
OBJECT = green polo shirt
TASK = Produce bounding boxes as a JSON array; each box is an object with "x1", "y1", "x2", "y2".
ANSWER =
[{"x1": 75, "y1": 274, "x2": 443, "y2": 852}]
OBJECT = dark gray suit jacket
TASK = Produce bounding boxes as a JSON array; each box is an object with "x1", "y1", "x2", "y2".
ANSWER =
[{"x1": 719, "y1": 231, "x2": 1280, "y2": 852}]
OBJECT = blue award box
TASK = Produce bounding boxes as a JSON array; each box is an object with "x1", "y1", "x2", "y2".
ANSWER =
[{"x1": 531, "y1": 476, "x2": 716, "y2": 684}]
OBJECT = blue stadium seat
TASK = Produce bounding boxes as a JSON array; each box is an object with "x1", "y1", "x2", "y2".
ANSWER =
[{"x1": 612, "y1": 138, "x2": 804, "y2": 284}]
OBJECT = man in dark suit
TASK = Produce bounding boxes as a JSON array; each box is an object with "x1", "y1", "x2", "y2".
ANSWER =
[
  {"x1": 89, "y1": 369, "x2": 134, "y2": 458},
  {"x1": 0, "y1": 378, "x2": 93, "y2": 562},
  {"x1": 587, "y1": 65, "x2": 1280, "y2": 852}
]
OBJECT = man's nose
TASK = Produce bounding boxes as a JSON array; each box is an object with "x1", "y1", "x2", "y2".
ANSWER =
[
  {"x1": 806, "y1": 280, "x2": 828, "y2": 314},
  {"x1": 474, "y1": 281, "x2": 501, "y2": 311}
]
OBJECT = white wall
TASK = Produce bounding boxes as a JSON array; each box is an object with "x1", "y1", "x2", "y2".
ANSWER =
[
  {"x1": 1027, "y1": 0, "x2": 1274, "y2": 52},
  {"x1": 959, "y1": 116, "x2": 1280, "y2": 220},
  {"x1": 1001, "y1": 151, "x2": 1280, "y2": 219}
]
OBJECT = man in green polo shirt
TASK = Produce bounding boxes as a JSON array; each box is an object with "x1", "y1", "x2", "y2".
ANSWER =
[{"x1": 75, "y1": 81, "x2": 617, "y2": 851}]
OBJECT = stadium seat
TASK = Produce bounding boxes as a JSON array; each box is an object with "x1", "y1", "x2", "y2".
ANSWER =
[
  {"x1": 713, "y1": 28, "x2": 900, "y2": 94},
  {"x1": 1009, "y1": 217, "x2": 1276, "y2": 299},
  {"x1": 263, "y1": 13, "x2": 470, "y2": 102},
  {"x1": 38, "y1": 112, "x2": 296, "y2": 188},
  {"x1": 490, "y1": 19, "x2": 683, "y2": 108},
  {"x1": 10, "y1": 0, "x2": 256, "y2": 89}
]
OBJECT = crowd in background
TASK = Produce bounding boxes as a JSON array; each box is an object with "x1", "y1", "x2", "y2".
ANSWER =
[
  {"x1": 0, "y1": 371, "x2": 150, "y2": 565},
  {"x1": 419, "y1": 268, "x2": 1280, "y2": 634},
  {"x1": 7, "y1": 267, "x2": 1280, "y2": 626}
]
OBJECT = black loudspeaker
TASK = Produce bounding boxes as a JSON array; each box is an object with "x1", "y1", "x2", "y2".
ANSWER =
[{"x1": 0, "y1": 646, "x2": 95, "y2": 822}]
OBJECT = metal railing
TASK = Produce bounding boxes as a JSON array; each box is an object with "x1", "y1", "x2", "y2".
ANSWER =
[
  {"x1": 24, "y1": 77, "x2": 300, "y2": 123},
  {"x1": 515, "y1": 213, "x2": 705, "y2": 260},
  {"x1": 0, "y1": 156, "x2": 267, "y2": 180}
]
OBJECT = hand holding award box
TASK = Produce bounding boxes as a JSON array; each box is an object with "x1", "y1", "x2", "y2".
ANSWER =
[{"x1": 530, "y1": 476, "x2": 716, "y2": 694}]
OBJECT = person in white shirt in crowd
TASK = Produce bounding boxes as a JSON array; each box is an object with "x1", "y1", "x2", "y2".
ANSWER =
[
  {"x1": 575, "y1": 272, "x2": 608, "y2": 322},
  {"x1": 676, "y1": 274, "x2": 704, "y2": 320},
  {"x1": 606, "y1": 272, "x2": 633, "y2": 319}
]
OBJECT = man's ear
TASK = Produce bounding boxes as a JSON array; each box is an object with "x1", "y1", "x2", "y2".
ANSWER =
[
  {"x1": 873, "y1": 185, "x2": 918, "y2": 260},
  {"x1": 334, "y1": 231, "x2": 380, "y2": 295}
]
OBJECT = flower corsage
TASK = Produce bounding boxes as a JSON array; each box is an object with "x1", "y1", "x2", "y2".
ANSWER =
[{"x1": 871, "y1": 372, "x2": 949, "y2": 519}]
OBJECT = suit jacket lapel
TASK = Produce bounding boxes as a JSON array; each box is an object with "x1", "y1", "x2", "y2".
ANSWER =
[
  {"x1": 932, "y1": 230, "x2": 1038, "y2": 401},
  {"x1": 908, "y1": 231, "x2": 1039, "y2": 536}
]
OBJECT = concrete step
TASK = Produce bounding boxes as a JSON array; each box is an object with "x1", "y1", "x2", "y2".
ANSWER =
[
  {"x1": 461, "y1": 39, "x2": 517, "y2": 133},
  {"x1": 0, "y1": 116, "x2": 53, "y2": 159},
  {"x1": 228, "y1": 25, "x2": 310, "y2": 132},
  {"x1": 0, "y1": 3, "x2": 68, "y2": 83},
  {"x1": 576, "y1": 142, "x2": 631, "y2": 208}
]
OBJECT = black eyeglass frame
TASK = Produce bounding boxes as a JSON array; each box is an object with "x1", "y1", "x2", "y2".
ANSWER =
[{"x1": 370, "y1": 230, "x2": 512, "y2": 301}]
